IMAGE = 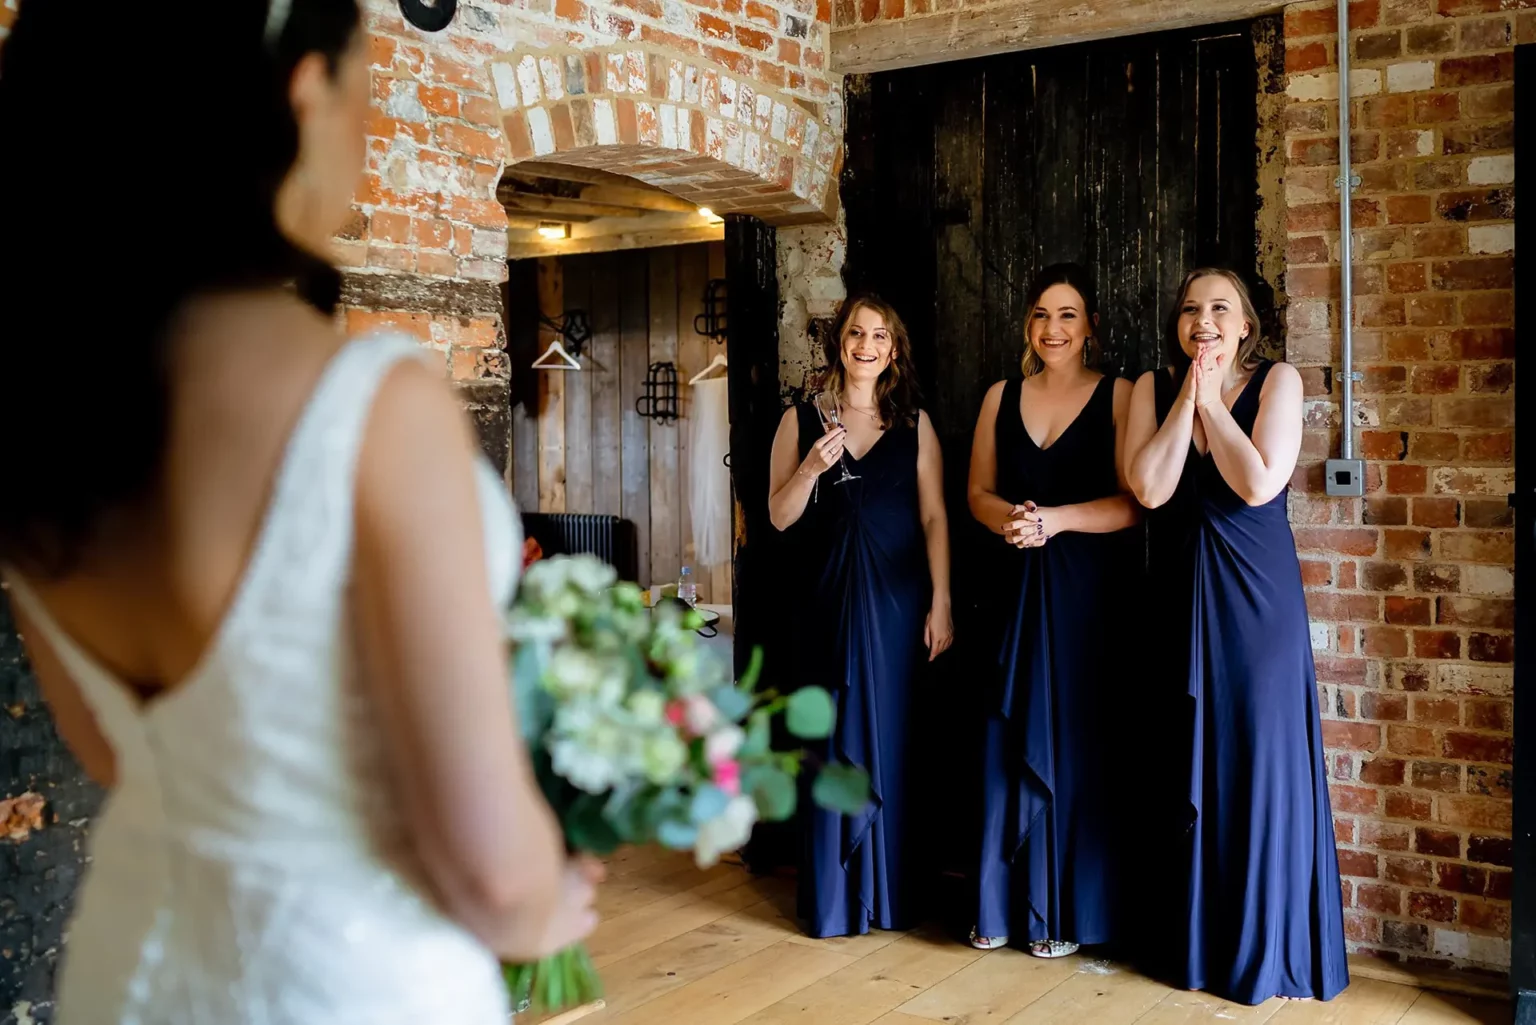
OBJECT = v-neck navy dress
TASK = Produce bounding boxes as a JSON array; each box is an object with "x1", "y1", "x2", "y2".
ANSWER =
[
  {"x1": 974, "y1": 375, "x2": 1135, "y2": 947},
  {"x1": 788, "y1": 401, "x2": 930, "y2": 937},
  {"x1": 1147, "y1": 360, "x2": 1348, "y2": 1004}
]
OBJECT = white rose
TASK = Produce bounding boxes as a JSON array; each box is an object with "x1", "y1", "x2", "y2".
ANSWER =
[
  {"x1": 568, "y1": 556, "x2": 618, "y2": 595},
  {"x1": 639, "y1": 732, "x2": 688, "y2": 784},
  {"x1": 704, "y1": 725, "x2": 744, "y2": 765},
  {"x1": 628, "y1": 690, "x2": 666, "y2": 726},
  {"x1": 546, "y1": 648, "x2": 604, "y2": 698},
  {"x1": 694, "y1": 795, "x2": 758, "y2": 868}
]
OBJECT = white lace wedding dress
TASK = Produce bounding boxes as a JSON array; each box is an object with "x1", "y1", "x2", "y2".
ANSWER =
[{"x1": 5, "y1": 335, "x2": 519, "y2": 1024}]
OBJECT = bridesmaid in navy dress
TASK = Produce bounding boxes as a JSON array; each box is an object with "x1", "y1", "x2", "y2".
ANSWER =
[
  {"x1": 767, "y1": 294, "x2": 953, "y2": 938},
  {"x1": 1125, "y1": 268, "x2": 1348, "y2": 1004},
  {"x1": 966, "y1": 264, "x2": 1139, "y2": 958}
]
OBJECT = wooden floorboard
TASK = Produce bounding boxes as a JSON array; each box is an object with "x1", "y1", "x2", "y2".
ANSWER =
[{"x1": 521, "y1": 851, "x2": 1512, "y2": 1025}]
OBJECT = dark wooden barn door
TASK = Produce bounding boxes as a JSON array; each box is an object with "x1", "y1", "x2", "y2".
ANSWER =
[
  {"x1": 843, "y1": 19, "x2": 1269, "y2": 444},
  {"x1": 840, "y1": 20, "x2": 1271, "y2": 886}
]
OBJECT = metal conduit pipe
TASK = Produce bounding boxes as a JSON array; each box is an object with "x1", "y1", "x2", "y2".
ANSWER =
[{"x1": 1326, "y1": 0, "x2": 1366, "y2": 497}]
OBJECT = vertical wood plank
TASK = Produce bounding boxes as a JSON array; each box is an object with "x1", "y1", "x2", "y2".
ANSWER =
[
  {"x1": 706, "y1": 241, "x2": 733, "y2": 607},
  {"x1": 563, "y1": 255, "x2": 595, "y2": 514},
  {"x1": 620, "y1": 251, "x2": 653, "y2": 585},
  {"x1": 677, "y1": 243, "x2": 713, "y2": 602},
  {"x1": 506, "y1": 260, "x2": 541, "y2": 513},
  {"x1": 648, "y1": 247, "x2": 682, "y2": 588},
  {"x1": 590, "y1": 252, "x2": 624, "y2": 519},
  {"x1": 536, "y1": 256, "x2": 566, "y2": 513}
]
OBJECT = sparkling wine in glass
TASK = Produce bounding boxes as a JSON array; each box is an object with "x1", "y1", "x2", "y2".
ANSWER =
[{"x1": 815, "y1": 392, "x2": 859, "y2": 485}]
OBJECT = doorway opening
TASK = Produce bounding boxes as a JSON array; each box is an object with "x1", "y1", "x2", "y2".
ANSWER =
[{"x1": 837, "y1": 17, "x2": 1278, "y2": 884}]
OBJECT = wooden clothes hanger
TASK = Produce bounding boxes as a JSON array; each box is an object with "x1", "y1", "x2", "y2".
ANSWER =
[
  {"x1": 532, "y1": 339, "x2": 582, "y2": 371},
  {"x1": 688, "y1": 352, "x2": 727, "y2": 384}
]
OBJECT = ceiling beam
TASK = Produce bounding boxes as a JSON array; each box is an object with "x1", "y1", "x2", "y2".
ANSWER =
[
  {"x1": 499, "y1": 192, "x2": 658, "y2": 219},
  {"x1": 831, "y1": 0, "x2": 1279, "y2": 75},
  {"x1": 505, "y1": 161, "x2": 641, "y2": 189},
  {"x1": 501, "y1": 175, "x2": 703, "y2": 216},
  {"x1": 507, "y1": 224, "x2": 726, "y2": 260},
  {"x1": 505, "y1": 212, "x2": 599, "y2": 229}
]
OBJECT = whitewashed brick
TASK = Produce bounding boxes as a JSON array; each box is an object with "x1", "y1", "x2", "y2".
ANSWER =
[
  {"x1": 1438, "y1": 664, "x2": 1513, "y2": 697},
  {"x1": 1287, "y1": 72, "x2": 1337, "y2": 102},
  {"x1": 1468, "y1": 155, "x2": 1514, "y2": 185},
  {"x1": 526, "y1": 106, "x2": 555, "y2": 156},
  {"x1": 491, "y1": 62, "x2": 520, "y2": 109},
  {"x1": 593, "y1": 98, "x2": 618, "y2": 146},
  {"x1": 1387, "y1": 61, "x2": 1436, "y2": 93},
  {"x1": 1469, "y1": 224, "x2": 1514, "y2": 255}
]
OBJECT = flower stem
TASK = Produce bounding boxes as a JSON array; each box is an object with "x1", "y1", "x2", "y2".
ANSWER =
[{"x1": 504, "y1": 943, "x2": 603, "y2": 1016}]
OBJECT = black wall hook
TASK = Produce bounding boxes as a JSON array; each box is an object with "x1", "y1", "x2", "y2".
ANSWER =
[
  {"x1": 541, "y1": 309, "x2": 592, "y2": 354},
  {"x1": 694, "y1": 278, "x2": 728, "y2": 341},
  {"x1": 636, "y1": 362, "x2": 680, "y2": 423}
]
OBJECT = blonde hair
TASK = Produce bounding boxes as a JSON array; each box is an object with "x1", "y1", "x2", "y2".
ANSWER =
[{"x1": 1169, "y1": 267, "x2": 1264, "y2": 369}]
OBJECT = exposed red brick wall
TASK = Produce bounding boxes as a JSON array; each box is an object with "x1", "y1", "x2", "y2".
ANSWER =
[{"x1": 1282, "y1": 0, "x2": 1523, "y2": 973}]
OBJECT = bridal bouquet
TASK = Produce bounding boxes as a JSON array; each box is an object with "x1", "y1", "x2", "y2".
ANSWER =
[{"x1": 504, "y1": 554, "x2": 868, "y2": 1015}]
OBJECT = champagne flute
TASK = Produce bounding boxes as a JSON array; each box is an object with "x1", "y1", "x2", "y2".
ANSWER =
[{"x1": 815, "y1": 392, "x2": 860, "y2": 485}]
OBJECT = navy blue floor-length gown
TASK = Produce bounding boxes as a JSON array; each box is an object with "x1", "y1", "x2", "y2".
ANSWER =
[
  {"x1": 789, "y1": 402, "x2": 929, "y2": 938},
  {"x1": 1148, "y1": 360, "x2": 1348, "y2": 1004},
  {"x1": 975, "y1": 376, "x2": 1133, "y2": 947}
]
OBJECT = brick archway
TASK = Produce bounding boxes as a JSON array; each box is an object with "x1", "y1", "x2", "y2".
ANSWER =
[{"x1": 489, "y1": 47, "x2": 839, "y2": 225}]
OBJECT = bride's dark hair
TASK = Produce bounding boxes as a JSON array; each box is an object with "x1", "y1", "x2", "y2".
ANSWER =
[{"x1": 0, "y1": 0, "x2": 361, "y2": 577}]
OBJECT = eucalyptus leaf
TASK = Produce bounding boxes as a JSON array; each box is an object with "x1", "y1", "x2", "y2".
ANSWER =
[
  {"x1": 643, "y1": 788, "x2": 690, "y2": 838},
  {"x1": 747, "y1": 765, "x2": 797, "y2": 821},
  {"x1": 739, "y1": 710, "x2": 771, "y2": 758},
  {"x1": 690, "y1": 784, "x2": 731, "y2": 825},
  {"x1": 812, "y1": 763, "x2": 872, "y2": 816},
  {"x1": 785, "y1": 687, "x2": 836, "y2": 740},
  {"x1": 564, "y1": 794, "x2": 623, "y2": 855},
  {"x1": 656, "y1": 817, "x2": 698, "y2": 849},
  {"x1": 511, "y1": 644, "x2": 555, "y2": 744},
  {"x1": 710, "y1": 684, "x2": 754, "y2": 723}
]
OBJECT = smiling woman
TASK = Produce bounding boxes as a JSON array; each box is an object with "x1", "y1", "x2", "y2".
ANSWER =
[
  {"x1": 964, "y1": 262, "x2": 1140, "y2": 960},
  {"x1": 1123, "y1": 267, "x2": 1345, "y2": 1005},
  {"x1": 765, "y1": 293, "x2": 953, "y2": 939}
]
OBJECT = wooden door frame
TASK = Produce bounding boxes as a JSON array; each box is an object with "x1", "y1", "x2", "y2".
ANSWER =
[{"x1": 722, "y1": 214, "x2": 780, "y2": 678}]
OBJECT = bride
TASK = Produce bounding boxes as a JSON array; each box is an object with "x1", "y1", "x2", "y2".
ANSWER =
[{"x1": 0, "y1": 1, "x2": 598, "y2": 1021}]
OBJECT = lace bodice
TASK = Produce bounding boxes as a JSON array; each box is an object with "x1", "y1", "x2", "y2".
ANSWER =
[{"x1": 5, "y1": 334, "x2": 519, "y2": 1024}]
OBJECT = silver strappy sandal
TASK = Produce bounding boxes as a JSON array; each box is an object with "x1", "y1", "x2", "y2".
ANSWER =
[
  {"x1": 1027, "y1": 939, "x2": 1080, "y2": 959},
  {"x1": 968, "y1": 926, "x2": 1009, "y2": 951}
]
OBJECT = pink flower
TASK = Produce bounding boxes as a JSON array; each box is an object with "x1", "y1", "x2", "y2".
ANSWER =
[
  {"x1": 665, "y1": 700, "x2": 687, "y2": 728},
  {"x1": 713, "y1": 759, "x2": 741, "y2": 796},
  {"x1": 682, "y1": 694, "x2": 720, "y2": 736}
]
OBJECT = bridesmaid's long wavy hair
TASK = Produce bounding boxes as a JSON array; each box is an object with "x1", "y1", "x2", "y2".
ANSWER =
[
  {"x1": 1167, "y1": 267, "x2": 1266, "y2": 371},
  {"x1": 819, "y1": 294, "x2": 921, "y2": 430},
  {"x1": 1020, "y1": 262, "x2": 1103, "y2": 377}
]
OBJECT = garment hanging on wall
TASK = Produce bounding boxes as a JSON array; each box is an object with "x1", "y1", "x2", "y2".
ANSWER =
[{"x1": 689, "y1": 376, "x2": 731, "y2": 567}]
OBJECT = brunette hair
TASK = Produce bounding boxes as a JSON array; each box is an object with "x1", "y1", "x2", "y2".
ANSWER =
[
  {"x1": 0, "y1": 0, "x2": 362, "y2": 576},
  {"x1": 818, "y1": 294, "x2": 921, "y2": 429},
  {"x1": 1020, "y1": 263, "x2": 1102, "y2": 377}
]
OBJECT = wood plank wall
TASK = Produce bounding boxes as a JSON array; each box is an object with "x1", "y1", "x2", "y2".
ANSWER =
[{"x1": 507, "y1": 243, "x2": 733, "y2": 603}]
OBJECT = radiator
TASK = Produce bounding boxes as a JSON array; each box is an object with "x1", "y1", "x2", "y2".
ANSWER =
[{"x1": 522, "y1": 513, "x2": 640, "y2": 583}]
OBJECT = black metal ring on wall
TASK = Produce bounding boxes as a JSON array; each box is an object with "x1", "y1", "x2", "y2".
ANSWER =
[{"x1": 399, "y1": 0, "x2": 456, "y2": 31}]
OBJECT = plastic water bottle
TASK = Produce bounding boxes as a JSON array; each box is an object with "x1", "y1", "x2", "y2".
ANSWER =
[{"x1": 677, "y1": 565, "x2": 697, "y2": 606}]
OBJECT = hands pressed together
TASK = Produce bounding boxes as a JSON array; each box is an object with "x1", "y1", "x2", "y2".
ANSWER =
[{"x1": 1003, "y1": 501, "x2": 1055, "y2": 549}]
